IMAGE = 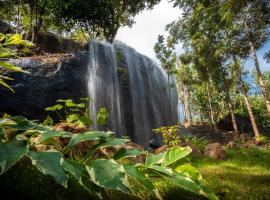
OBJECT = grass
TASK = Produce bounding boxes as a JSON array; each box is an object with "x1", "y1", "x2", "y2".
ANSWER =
[{"x1": 191, "y1": 146, "x2": 270, "y2": 200}]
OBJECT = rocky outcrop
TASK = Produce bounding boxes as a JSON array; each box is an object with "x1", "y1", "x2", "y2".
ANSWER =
[{"x1": 0, "y1": 53, "x2": 89, "y2": 120}]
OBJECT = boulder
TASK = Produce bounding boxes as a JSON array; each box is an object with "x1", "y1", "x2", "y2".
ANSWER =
[
  {"x1": 0, "y1": 20, "x2": 14, "y2": 34},
  {"x1": 37, "y1": 32, "x2": 84, "y2": 53},
  {"x1": 227, "y1": 141, "x2": 239, "y2": 149},
  {"x1": 204, "y1": 143, "x2": 227, "y2": 160}
]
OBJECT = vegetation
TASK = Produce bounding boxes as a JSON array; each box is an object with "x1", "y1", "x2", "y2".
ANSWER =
[
  {"x1": 155, "y1": 0, "x2": 270, "y2": 139},
  {"x1": 192, "y1": 147, "x2": 270, "y2": 200},
  {"x1": 0, "y1": 33, "x2": 33, "y2": 91},
  {"x1": 0, "y1": 0, "x2": 161, "y2": 44},
  {"x1": 0, "y1": 115, "x2": 217, "y2": 200}
]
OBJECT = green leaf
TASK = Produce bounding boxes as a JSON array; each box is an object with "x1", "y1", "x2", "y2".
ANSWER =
[
  {"x1": 66, "y1": 114, "x2": 79, "y2": 123},
  {"x1": 114, "y1": 148, "x2": 143, "y2": 160},
  {"x1": 96, "y1": 107, "x2": 109, "y2": 126},
  {"x1": 61, "y1": 159, "x2": 102, "y2": 198},
  {"x1": 0, "y1": 78, "x2": 14, "y2": 92},
  {"x1": 0, "y1": 139, "x2": 28, "y2": 174},
  {"x1": 4, "y1": 34, "x2": 33, "y2": 47},
  {"x1": 162, "y1": 146, "x2": 192, "y2": 167},
  {"x1": 85, "y1": 159, "x2": 131, "y2": 193},
  {"x1": 45, "y1": 104, "x2": 63, "y2": 111},
  {"x1": 9, "y1": 116, "x2": 37, "y2": 131},
  {"x1": 63, "y1": 131, "x2": 111, "y2": 153},
  {"x1": 27, "y1": 151, "x2": 68, "y2": 187},
  {"x1": 66, "y1": 102, "x2": 85, "y2": 108},
  {"x1": 145, "y1": 153, "x2": 164, "y2": 166},
  {"x1": 0, "y1": 61, "x2": 29, "y2": 73},
  {"x1": 173, "y1": 164, "x2": 202, "y2": 182},
  {"x1": 164, "y1": 172, "x2": 203, "y2": 196},
  {"x1": 0, "y1": 118, "x2": 17, "y2": 127},
  {"x1": 146, "y1": 164, "x2": 173, "y2": 176},
  {"x1": 38, "y1": 130, "x2": 72, "y2": 144},
  {"x1": 123, "y1": 164, "x2": 161, "y2": 199}
]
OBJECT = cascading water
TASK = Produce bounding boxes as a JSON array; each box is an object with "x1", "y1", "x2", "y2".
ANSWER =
[
  {"x1": 88, "y1": 40, "x2": 124, "y2": 137},
  {"x1": 88, "y1": 40, "x2": 178, "y2": 148}
]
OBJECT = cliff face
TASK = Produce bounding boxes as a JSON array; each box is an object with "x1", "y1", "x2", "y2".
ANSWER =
[{"x1": 0, "y1": 53, "x2": 89, "y2": 119}]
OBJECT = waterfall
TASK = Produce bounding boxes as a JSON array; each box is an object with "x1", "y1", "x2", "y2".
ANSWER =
[
  {"x1": 88, "y1": 40, "x2": 124, "y2": 137},
  {"x1": 88, "y1": 40, "x2": 178, "y2": 148}
]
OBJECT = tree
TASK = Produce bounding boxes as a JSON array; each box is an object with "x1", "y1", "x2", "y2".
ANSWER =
[{"x1": 49, "y1": 0, "x2": 161, "y2": 43}]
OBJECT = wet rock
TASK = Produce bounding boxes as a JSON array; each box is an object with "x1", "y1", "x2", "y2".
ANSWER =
[
  {"x1": 227, "y1": 141, "x2": 239, "y2": 149},
  {"x1": 204, "y1": 143, "x2": 227, "y2": 160}
]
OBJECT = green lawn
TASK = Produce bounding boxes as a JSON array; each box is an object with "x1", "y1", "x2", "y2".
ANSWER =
[{"x1": 192, "y1": 147, "x2": 270, "y2": 200}]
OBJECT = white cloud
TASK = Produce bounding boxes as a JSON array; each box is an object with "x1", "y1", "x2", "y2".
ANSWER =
[{"x1": 116, "y1": 0, "x2": 181, "y2": 60}]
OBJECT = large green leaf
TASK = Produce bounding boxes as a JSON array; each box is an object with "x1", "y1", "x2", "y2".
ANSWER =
[
  {"x1": 85, "y1": 159, "x2": 131, "y2": 193},
  {"x1": 8, "y1": 116, "x2": 37, "y2": 131},
  {"x1": 27, "y1": 151, "x2": 68, "y2": 187},
  {"x1": 45, "y1": 104, "x2": 63, "y2": 111},
  {"x1": 164, "y1": 172, "x2": 218, "y2": 200},
  {"x1": 63, "y1": 131, "x2": 111, "y2": 153},
  {"x1": 173, "y1": 164, "x2": 202, "y2": 182},
  {"x1": 4, "y1": 34, "x2": 33, "y2": 47},
  {"x1": 38, "y1": 130, "x2": 72, "y2": 144},
  {"x1": 145, "y1": 153, "x2": 164, "y2": 166},
  {"x1": 114, "y1": 148, "x2": 143, "y2": 160},
  {"x1": 61, "y1": 159, "x2": 102, "y2": 199},
  {"x1": 123, "y1": 164, "x2": 161, "y2": 199},
  {"x1": 0, "y1": 118, "x2": 17, "y2": 127},
  {"x1": 162, "y1": 146, "x2": 192, "y2": 167},
  {"x1": 0, "y1": 139, "x2": 28, "y2": 174}
]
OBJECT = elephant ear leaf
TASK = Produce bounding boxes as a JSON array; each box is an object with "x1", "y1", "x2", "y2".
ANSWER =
[
  {"x1": 123, "y1": 164, "x2": 162, "y2": 199},
  {"x1": 0, "y1": 139, "x2": 28, "y2": 175},
  {"x1": 162, "y1": 146, "x2": 192, "y2": 167},
  {"x1": 27, "y1": 151, "x2": 68, "y2": 188},
  {"x1": 85, "y1": 159, "x2": 131, "y2": 193}
]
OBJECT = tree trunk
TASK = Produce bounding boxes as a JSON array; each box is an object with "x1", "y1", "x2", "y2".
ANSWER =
[
  {"x1": 187, "y1": 88, "x2": 192, "y2": 125},
  {"x1": 17, "y1": 0, "x2": 20, "y2": 33},
  {"x1": 206, "y1": 82, "x2": 215, "y2": 126},
  {"x1": 168, "y1": 74, "x2": 172, "y2": 118},
  {"x1": 240, "y1": 83, "x2": 260, "y2": 137},
  {"x1": 244, "y1": 20, "x2": 270, "y2": 119},
  {"x1": 224, "y1": 85, "x2": 239, "y2": 134}
]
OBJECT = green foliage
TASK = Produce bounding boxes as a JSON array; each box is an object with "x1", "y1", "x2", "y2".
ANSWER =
[
  {"x1": 0, "y1": 33, "x2": 33, "y2": 92},
  {"x1": 153, "y1": 125, "x2": 181, "y2": 147},
  {"x1": 96, "y1": 107, "x2": 109, "y2": 126},
  {"x1": 42, "y1": 116, "x2": 54, "y2": 126},
  {"x1": 183, "y1": 136, "x2": 208, "y2": 152},
  {"x1": 45, "y1": 98, "x2": 109, "y2": 128},
  {"x1": 45, "y1": 98, "x2": 91, "y2": 127},
  {"x1": 0, "y1": 115, "x2": 217, "y2": 200}
]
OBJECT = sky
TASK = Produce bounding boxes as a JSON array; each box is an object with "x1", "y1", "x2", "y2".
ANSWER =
[
  {"x1": 116, "y1": 0, "x2": 269, "y2": 72},
  {"x1": 116, "y1": 0, "x2": 180, "y2": 60}
]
